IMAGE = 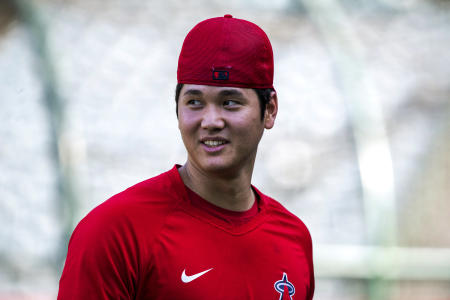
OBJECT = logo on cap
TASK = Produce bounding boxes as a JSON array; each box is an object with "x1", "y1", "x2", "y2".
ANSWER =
[{"x1": 212, "y1": 70, "x2": 229, "y2": 80}]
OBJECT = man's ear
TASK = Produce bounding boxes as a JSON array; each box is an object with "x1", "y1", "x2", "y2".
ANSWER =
[{"x1": 264, "y1": 91, "x2": 278, "y2": 129}]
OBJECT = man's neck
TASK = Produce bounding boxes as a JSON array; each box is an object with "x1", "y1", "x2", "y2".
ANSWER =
[{"x1": 178, "y1": 162, "x2": 255, "y2": 212}]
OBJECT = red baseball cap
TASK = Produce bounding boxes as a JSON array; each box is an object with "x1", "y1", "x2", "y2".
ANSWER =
[{"x1": 177, "y1": 14, "x2": 274, "y2": 89}]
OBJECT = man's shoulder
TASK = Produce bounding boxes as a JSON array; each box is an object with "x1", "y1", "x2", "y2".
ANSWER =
[
  {"x1": 98, "y1": 166, "x2": 180, "y2": 211},
  {"x1": 113, "y1": 166, "x2": 181, "y2": 203},
  {"x1": 259, "y1": 190, "x2": 311, "y2": 238},
  {"x1": 74, "y1": 166, "x2": 183, "y2": 239}
]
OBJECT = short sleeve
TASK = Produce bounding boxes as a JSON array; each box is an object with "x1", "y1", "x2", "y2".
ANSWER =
[
  {"x1": 57, "y1": 207, "x2": 140, "y2": 300},
  {"x1": 305, "y1": 228, "x2": 315, "y2": 300}
]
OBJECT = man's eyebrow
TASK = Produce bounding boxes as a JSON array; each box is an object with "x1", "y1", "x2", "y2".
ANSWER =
[
  {"x1": 183, "y1": 89, "x2": 203, "y2": 96},
  {"x1": 218, "y1": 89, "x2": 244, "y2": 97},
  {"x1": 182, "y1": 89, "x2": 245, "y2": 97}
]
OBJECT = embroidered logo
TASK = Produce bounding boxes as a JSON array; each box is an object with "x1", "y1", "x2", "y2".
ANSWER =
[
  {"x1": 212, "y1": 70, "x2": 229, "y2": 80},
  {"x1": 274, "y1": 273, "x2": 295, "y2": 300},
  {"x1": 181, "y1": 268, "x2": 213, "y2": 283}
]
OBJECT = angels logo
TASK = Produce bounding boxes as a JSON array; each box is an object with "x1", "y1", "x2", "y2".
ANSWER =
[
  {"x1": 274, "y1": 273, "x2": 295, "y2": 300},
  {"x1": 212, "y1": 70, "x2": 229, "y2": 80}
]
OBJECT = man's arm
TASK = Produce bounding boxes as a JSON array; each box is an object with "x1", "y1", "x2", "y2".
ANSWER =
[
  {"x1": 306, "y1": 229, "x2": 315, "y2": 300},
  {"x1": 57, "y1": 209, "x2": 139, "y2": 300}
]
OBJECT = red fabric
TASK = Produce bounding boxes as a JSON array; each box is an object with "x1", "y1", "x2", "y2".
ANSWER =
[
  {"x1": 185, "y1": 185, "x2": 259, "y2": 226},
  {"x1": 283, "y1": 285, "x2": 291, "y2": 300},
  {"x1": 58, "y1": 166, "x2": 314, "y2": 299},
  {"x1": 177, "y1": 15, "x2": 274, "y2": 89}
]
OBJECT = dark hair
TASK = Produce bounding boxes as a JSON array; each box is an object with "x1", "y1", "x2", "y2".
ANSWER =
[{"x1": 174, "y1": 83, "x2": 273, "y2": 120}]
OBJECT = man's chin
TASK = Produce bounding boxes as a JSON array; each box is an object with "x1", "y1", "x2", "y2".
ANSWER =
[{"x1": 198, "y1": 161, "x2": 239, "y2": 177}]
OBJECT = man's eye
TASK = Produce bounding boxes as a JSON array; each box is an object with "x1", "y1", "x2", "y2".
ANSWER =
[
  {"x1": 187, "y1": 99, "x2": 202, "y2": 106},
  {"x1": 223, "y1": 100, "x2": 240, "y2": 107}
]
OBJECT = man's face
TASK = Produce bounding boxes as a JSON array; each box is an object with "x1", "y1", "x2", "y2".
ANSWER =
[{"x1": 178, "y1": 84, "x2": 276, "y2": 176}]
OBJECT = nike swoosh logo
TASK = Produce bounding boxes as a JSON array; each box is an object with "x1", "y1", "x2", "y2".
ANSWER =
[{"x1": 181, "y1": 268, "x2": 213, "y2": 283}]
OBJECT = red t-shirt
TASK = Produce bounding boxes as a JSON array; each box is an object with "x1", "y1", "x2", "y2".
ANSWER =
[{"x1": 58, "y1": 166, "x2": 314, "y2": 299}]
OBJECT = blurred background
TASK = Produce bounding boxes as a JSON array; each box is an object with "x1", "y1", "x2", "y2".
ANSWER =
[{"x1": 0, "y1": 0, "x2": 449, "y2": 299}]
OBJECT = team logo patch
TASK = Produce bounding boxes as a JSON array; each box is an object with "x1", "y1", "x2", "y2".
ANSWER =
[
  {"x1": 212, "y1": 70, "x2": 229, "y2": 80},
  {"x1": 274, "y1": 273, "x2": 295, "y2": 300}
]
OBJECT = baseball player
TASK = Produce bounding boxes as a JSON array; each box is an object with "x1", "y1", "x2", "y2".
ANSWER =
[{"x1": 58, "y1": 14, "x2": 314, "y2": 300}]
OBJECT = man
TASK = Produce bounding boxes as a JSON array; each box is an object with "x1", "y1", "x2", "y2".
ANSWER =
[{"x1": 58, "y1": 15, "x2": 314, "y2": 300}]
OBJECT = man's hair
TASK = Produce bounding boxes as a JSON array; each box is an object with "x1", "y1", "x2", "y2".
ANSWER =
[{"x1": 174, "y1": 83, "x2": 274, "y2": 120}]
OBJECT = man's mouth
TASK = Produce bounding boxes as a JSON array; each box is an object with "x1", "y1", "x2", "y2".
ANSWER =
[
  {"x1": 202, "y1": 140, "x2": 227, "y2": 147},
  {"x1": 200, "y1": 137, "x2": 229, "y2": 148}
]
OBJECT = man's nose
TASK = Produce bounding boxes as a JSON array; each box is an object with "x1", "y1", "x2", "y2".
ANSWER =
[{"x1": 201, "y1": 106, "x2": 225, "y2": 130}]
